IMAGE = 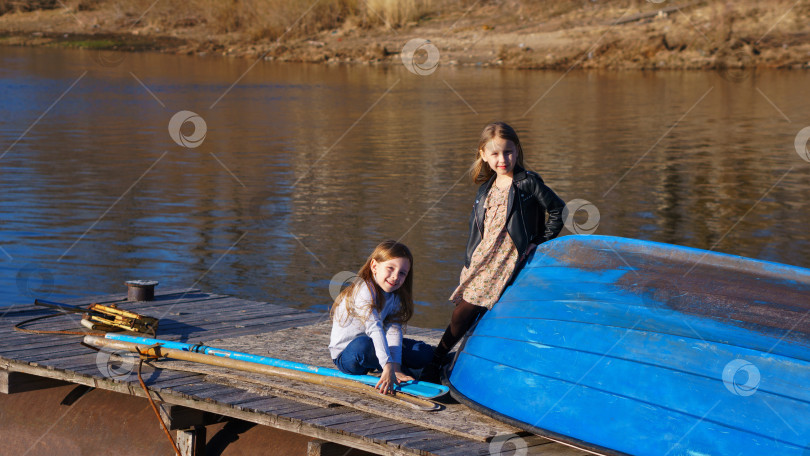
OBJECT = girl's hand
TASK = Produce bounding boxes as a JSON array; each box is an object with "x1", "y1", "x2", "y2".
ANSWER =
[
  {"x1": 394, "y1": 369, "x2": 414, "y2": 384},
  {"x1": 376, "y1": 363, "x2": 399, "y2": 394}
]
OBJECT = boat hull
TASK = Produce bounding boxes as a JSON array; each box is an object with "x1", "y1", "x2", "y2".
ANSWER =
[{"x1": 448, "y1": 235, "x2": 810, "y2": 455}]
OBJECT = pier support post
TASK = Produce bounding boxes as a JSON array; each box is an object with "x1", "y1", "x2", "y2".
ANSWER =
[
  {"x1": 159, "y1": 404, "x2": 208, "y2": 455},
  {"x1": 177, "y1": 425, "x2": 206, "y2": 456},
  {"x1": 159, "y1": 404, "x2": 207, "y2": 430}
]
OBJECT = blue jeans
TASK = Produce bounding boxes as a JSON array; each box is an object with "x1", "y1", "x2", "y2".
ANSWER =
[{"x1": 333, "y1": 336, "x2": 434, "y2": 375}]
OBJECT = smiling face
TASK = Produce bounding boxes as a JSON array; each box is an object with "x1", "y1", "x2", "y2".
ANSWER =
[
  {"x1": 370, "y1": 257, "x2": 410, "y2": 293},
  {"x1": 480, "y1": 136, "x2": 517, "y2": 177}
]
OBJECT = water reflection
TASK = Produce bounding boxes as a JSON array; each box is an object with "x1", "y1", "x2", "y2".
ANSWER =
[{"x1": 1, "y1": 46, "x2": 808, "y2": 327}]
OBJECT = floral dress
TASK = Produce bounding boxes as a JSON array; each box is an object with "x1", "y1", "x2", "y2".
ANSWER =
[{"x1": 450, "y1": 183, "x2": 519, "y2": 309}]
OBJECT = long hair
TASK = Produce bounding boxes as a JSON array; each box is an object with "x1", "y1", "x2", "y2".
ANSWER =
[
  {"x1": 330, "y1": 240, "x2": 414, "y2": 326},
  {"x1": 470, "y1": 121, "x2": 527, "y2": 184}
]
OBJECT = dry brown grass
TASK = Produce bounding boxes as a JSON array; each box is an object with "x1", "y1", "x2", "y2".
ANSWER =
[
  {"x1": 364, "y1": 0, "x2": 432, "y2": 26},
  {"x1": 2, "y1": 0, "x2": 443, "y2": 39},
  {"x1": 0, "y1": 0, "x2": 58, "y2": 15},
  {"x1": 0, "y1": 0, "x2": 649, "y2": 35}
]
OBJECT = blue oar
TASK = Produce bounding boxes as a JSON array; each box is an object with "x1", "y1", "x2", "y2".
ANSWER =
[{"x1": 105, "y1": 334, "x2": 448, "y2": 399}]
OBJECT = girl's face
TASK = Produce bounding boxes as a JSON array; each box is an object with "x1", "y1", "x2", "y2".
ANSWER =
[
  {"x1": 370, "y1": 257, "x2": 410, "y2": 293},
  {"x1": 480, "y1": 136, "x2": 517, "y2": 177}
]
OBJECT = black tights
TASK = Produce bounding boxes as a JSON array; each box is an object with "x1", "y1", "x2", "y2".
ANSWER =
[{"x1": 433, "y1": 299, "x2": 487, "y2": 361}]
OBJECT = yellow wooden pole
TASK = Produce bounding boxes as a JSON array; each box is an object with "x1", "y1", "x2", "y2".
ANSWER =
[{"x1": 83, "y1": 335, "x2": 439, "y2": 412}]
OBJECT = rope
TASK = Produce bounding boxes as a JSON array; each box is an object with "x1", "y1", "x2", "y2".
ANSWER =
[
  {"x1": 15, "y1": 312, "x2": 181, "y2": 455},
  {"x1": 135, "y1": 346, "x2": 182, "y2": 456},
  {"x1": 13, "y1": 312, "x2": 106, "y2": 336}
]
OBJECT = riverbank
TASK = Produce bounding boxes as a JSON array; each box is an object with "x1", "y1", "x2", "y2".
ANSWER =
[{"x1": 0, "y1": 1, "x2": 809, "y2": 71}]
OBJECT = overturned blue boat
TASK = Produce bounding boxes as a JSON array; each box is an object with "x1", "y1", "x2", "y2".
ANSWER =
[{"x1": 448, "y1": 234, "x2": 810, "y2": 456}]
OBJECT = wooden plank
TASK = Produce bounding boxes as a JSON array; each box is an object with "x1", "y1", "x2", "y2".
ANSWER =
[
  {"x1": 306, "y1": 411, "x2": 372, "y2": 428},
  {"x1": 145, "y1": 373, "x2": 207, "y2": 390},
  {"x1": 283, "y1": 406, "x2": 350, "y2": 422},
  {"x1": 338, "y1": 419, "x2": 413, "y2": 436},
  {"x1": 0, "y1": 369, "x2": 69, "y2": 394},
  {"x1": 364, "y1": 424, "x2": 425, "y2": 440},
  {"x1": 207, "y1": 389, "x2": 264, "y2": 406},
  {"x1": 248, "y1": 402, "x2": 326, "y2": 419},
  {"x1": 0, "y1": 334, "x2": 87, "y2": 357},
  {"x1": 434, "y1": 443, "x2": 492, "y2": 456},
  {"x1": 405, "y1": 436, "x2": 474, "y2": 453},
  {"x1": 0, "y1": 338, "x2": 82, "y2": 355},
  {"x1": 0, "y1": 303, "x2": 43, "y2": 313},
  {"x1": 142, "y1": 296, "x2": 257, "y2": 314},
  {"x1": 157, "y1": 306, "x2": 316, "y2": 330},
  {"x1": 169, "y1": 309, "x2": 322, "y2": 334},
  {"x1": 167, "y1": 381, "x2": 228, "y2": 398},
  {"x1": 31, "y1": 352, "x2": 99, "y2": 370},
  {"x1": 172, "y1": 382, "x2": 246, "y2": 404},
  {"x1": 0, "y1": 309, "x2": 315, "y2": 356},
  {"x1": 142, "y1": 296, "x2": 291, "y2": 312},
  {"x1": 133, "y1": 293, "x2": 255, "y2": 309},
  {"x1": 66, "y1": 361, "x2": 131, "y2": 379},
  {"x1": 231, "y1": 396, "x2": 291, "y2": 412},
  {"x1": 0, "y1": 359, "x2": 427, "y2": 456},
  {"x1": 60, "y1": 288, "x2": 203, "y2": 306},
  {"x1": 155, "y1": 305, "x2": 316, "y2": 332},
  {"x1": 380, "y1": 429, "x2": 443, "y2": 446},
  {"x1": 38, "y1": 350, "x2": 102, "y2": 368},
  {"x1": 186, "y1": 384, "x2": 256, "y2": 404},
  {"x1": 263, "y1": 402, "x2": 327, "y2": 417},
  {"x1": 181, "y1": 314, "x2": 324, "y2": 341},
  {"x1": 2, "y1": 318, "x2": 87, "y2": 337},
  {"x1": 141, "y1": 371, "x2": 202, "y2": 389},
  {"x1": 135, "y1": 296, "x2": 289, "y2": 317},
  {"x1": 0, "y1": 334, "x2": 86, "y2": 352},
  {"x1": 0, "y1": 309, "x2": 55, "y2": 324}
]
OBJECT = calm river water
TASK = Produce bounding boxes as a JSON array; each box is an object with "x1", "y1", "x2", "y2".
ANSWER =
[{"x1": 1, "y1": 46, "x2": 809, "y2": 327}]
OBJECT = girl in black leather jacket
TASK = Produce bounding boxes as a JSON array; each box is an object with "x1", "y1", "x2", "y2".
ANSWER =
[{"x1": 422, "y1": 122, "x2": 565, "y2": 383}]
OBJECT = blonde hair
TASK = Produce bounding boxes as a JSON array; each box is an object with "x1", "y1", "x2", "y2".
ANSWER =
[
  {"x1": 330, "y1": 240, "x2": 414, "y2": 326},
  {"x1": 470, "y1": 121, "x2": 527, "y2": 184}
]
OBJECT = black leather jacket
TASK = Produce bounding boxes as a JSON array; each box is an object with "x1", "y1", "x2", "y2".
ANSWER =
[{"x1": 465, "y1": 166, "x2": 565, "y2": 278}]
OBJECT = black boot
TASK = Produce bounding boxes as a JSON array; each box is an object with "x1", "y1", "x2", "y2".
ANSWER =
[
  {"x1": 420, "y1": 343, "x2": 449, "y2": 384},
  {"x1": 420, "y1": 359, "x2": 443, "y2": 384}
]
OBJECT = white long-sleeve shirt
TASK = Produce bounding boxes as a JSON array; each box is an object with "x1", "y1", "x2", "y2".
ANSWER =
[{"x1": 329, "y1": 282, "x2": 403, "y2": 367}]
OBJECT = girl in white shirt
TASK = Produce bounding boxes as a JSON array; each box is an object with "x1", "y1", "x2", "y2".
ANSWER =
[{"x1": 329, "y1": 240, "x2": 433, "y2": 394}]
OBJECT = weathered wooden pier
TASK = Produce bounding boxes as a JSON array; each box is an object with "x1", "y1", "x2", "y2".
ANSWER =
[{"x1": 0, "y1": 287, "x2": 591, "y2": 455}]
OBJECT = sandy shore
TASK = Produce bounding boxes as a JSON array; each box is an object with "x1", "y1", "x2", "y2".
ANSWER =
[{"x1": 1, "y1": 1, "x2": 809, "y2": 71}]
